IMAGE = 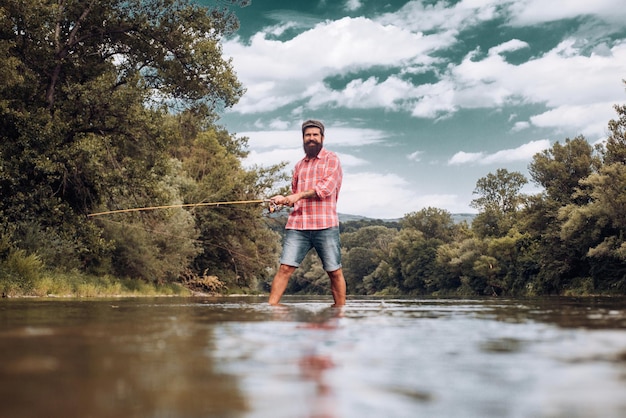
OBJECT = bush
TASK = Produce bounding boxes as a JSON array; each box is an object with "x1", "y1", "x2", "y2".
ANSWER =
[{"x1": 0, "y1": 249, "x2": 44, "y2": 296}]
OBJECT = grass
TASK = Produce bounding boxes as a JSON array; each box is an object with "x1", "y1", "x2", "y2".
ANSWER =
[{"x1": 2, "y1": 268, "x2": 192, "y2": 298}]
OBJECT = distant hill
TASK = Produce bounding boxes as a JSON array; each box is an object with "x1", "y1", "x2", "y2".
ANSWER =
[
  {"x1": 338, "y1": 213, "x2": 373, "y2": 222},
  {"x1": 339, "y1": 213, "x2": 476, "y2": 224},
  {"x1": 451, "y1": 213, "x2": 476, "y2": 224}
]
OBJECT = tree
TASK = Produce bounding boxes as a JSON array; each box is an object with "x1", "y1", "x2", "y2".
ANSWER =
[
  {"x1": 180, "y1": 125, "x2": 282, "y2": 287},
  {"x1": 471, "y1": 169, "x2": 528, "y2": 214},
  {"x1": 0, "y1": 0, "x2": 280, "y2": 286},
  {"x1": 556, "y1": 102, "x2": 626, "y2": 292},
  {"x1": 341, "y1": 225, "x2": 399, "y2": 294},
  {"x1": 437, "y1": 237, "x2": 483, "y2": 294},
  {"x1": 470, "y1": 169, "x2": 527, "y2": 238},
  {"x1": 343, "y1": 247, "x2": 378, "y2": 294},
  {"x1": 521, "y1": 137, "x2": 602, "y2": 294},
  {"x1": 528, "y1": 137, "x2": 599, "y2": 205},
  {"x1": 401, "y1": 207, "x2": 457, "y2": 242},
  {"x1": 1, "y1": 0, "x2": 244, "y2": 212},
  {"x1": 604, "y1": 103, "x2": 626, "y2": 165},
  {"x1": 287, "y1": 252, "x2": 329, "y2": 295}
]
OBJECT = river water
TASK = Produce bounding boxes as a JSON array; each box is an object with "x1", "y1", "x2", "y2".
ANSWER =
[{"x1": 1, "y1": 296, "x2": 625, "y2": 418}]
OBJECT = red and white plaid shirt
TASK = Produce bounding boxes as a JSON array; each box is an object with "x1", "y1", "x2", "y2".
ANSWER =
[{"x1": 286, "y1": 148, "x2": 343, "y2": 230}]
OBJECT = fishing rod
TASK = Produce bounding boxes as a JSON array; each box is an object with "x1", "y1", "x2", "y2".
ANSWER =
[{"x1": 87, "y1": 199, "x2": 281, "y2": 218}]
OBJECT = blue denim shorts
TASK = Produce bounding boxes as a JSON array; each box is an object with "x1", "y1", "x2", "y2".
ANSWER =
[{"x1": 280, "y1": 227, "x2": 342, "y2": 272}]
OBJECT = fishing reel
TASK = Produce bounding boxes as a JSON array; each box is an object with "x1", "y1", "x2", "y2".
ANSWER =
[{"x1": 263, "y1": 199, "x2": 282, "y2": 214}]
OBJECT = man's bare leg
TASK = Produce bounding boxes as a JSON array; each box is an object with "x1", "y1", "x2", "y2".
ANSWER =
[
  {"x1": 327, "y1": 268, "x2": 346, "y2": 307},
  {"x1": 269, "y1": 264, "x2": 297, "y2": 305}
]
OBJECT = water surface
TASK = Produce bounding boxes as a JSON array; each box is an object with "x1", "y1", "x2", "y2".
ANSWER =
[{"x1": 1, "y1": 296, "x2": 625, "y2": 417}]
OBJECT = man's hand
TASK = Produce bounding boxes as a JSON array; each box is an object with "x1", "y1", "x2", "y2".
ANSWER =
[
  {"x1": 270, "y1": 189, "x2": 316, "y2": 207},
  {"x1": 270, "y1": 194, "x2": 290, "y2": 206}
]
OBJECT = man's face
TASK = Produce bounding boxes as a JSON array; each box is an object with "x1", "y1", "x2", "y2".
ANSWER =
[{"x1": 303, "y1": 127, "x2": 323, "y2": 158}]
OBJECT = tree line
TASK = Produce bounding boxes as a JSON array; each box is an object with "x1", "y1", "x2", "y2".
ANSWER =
[
  {"x1": 287, "y1": 103, "x2": 625, "y2": 297},
  {"x1": 1, "y1": 1, "x2": 625, "y2": 297}
]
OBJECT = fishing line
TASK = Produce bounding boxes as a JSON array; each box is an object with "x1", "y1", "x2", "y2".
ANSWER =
[{"x1": 87, "y1": 199, "x2": 278, "y2": 217}]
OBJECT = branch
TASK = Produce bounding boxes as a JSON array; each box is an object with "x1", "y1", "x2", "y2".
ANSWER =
[{"x1": 46, "y1": 1, "x2": 94, "y2": 109}]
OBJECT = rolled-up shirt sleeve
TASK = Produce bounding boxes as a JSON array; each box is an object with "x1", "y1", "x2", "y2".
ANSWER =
[{"x1": 314, "y1": 152, "x2": 342, "y2": 199}]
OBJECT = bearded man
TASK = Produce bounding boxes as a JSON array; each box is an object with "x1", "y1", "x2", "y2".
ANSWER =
[{"x1": 268, "y1": 120, "x2": 346, "y2": 307}]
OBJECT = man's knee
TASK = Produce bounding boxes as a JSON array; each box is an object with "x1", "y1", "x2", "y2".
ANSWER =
[
  {"x1": 278, "y1": 264, "x2": 296, "y2": 276},
  {"x1": 327, "y1": 268, "x2": 344, "y2": 280}
]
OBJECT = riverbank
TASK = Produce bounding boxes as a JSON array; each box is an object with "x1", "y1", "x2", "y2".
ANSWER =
[
  {"x1": 0, "y1": 268, "x2": 270, "y2": 298},
  {"x1": 0, "y1": 270, "x2": 193, "y2": 298}
]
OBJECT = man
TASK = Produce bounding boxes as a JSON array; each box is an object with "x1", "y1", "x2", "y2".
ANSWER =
[{"x1": 268, "y1": 119, "x2": 346, "y2": 307}]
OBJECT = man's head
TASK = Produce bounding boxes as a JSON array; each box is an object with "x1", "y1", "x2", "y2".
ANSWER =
[{"x1": 301, "y1": 119, "x2": 324, "y2": 158}]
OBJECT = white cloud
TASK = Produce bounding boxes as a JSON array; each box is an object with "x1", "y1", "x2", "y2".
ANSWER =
[
  {"x1": 529, "y1": 102, "x2": 616, "y2": 139},
  {"x1": 336, "y1": 152, "x2": 369, "y2": 168},
  {"x1": 377, "y1": 0, "x2": 500, "y2": 33},
  {"x1": 223, "y1": 16, "x2": 447, "y2": 114},
  {"x1": 512, "y1": 121, "x2": 530, "y2": 132},
  {"x1": 237, "y1": 127, "x2": 388, "y2": 150},
  {"x1": 267, "y1": 118, "x2": 291, "y2": 130},
  {"x1": 308, "y1": 76, "x2": 415, "y2": 110},
  {"x1": 244, "y1": 148, "x2": 302, "y2": 168},
  {"x1": 431, "y1": 39, "x2": 626, "y2": 136},
  {"x1": 448, "y1": 139, "x2": 550, "y2": 165},
  {"x1": 411, "y1": 80, "x2": 458, "y2": 118},
  {"x1": 238, "y1": 126, "x2": 379, "y2": 178},
  {"x1": 224, "y1": 0, "x2": 625, "y2": 140},
  {"x1": 481, "y1": 139, "x2": 551, "y2": 164},
  {"x1": 242, "y1": 148, "x2": 368, "y2": 171},
  {"x1": 488, "y1": 39, "x2": 529, "y2": 55},
  {"x1": 507, "y1": 0, "x2": 626, "y2": 25},
  {"x1": 267, "y1": 22, "x2": 300, "y2": 37},
  {"x1": 407, "y1": 150, "x2": 423, "y2": 162},
  {"x1": 338, "y1": 172, "x2": 460, "y2": 219},
  {"x1": 448, "y1": 151, "x2": 484, "y2": 165},
  {"x1": 344, "y1": 0, "x2": 362, "y2": 12}
]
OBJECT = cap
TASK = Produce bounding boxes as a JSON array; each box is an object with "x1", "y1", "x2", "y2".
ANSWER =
[{"x1": 301, "y1": 119, "x2": 324, "y2": 135}]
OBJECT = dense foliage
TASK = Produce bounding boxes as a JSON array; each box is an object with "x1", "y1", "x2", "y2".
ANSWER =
[{"x1": 0, "y1": 0, "x2": 283, "y2": 295}]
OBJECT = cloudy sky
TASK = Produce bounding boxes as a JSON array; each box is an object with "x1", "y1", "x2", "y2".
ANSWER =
[{"x1": 202, "y1": 0, "x2": 626, "y2": 219}]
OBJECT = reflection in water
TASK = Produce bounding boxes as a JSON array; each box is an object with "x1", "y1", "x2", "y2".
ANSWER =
[
  {"x1": 297, "y1": 308, "x2": 342, "y2": 418},
  {"x1": 0, "y1": 299, "x2": 249, "y2": 418},
  {"x1": 0, "y1": 297, "x2": 625, "y2": 417}
]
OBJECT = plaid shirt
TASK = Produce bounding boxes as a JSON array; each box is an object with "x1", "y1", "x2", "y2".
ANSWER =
[{"x1": 286, "y1": 148, "x2": 343, "y2": 230}]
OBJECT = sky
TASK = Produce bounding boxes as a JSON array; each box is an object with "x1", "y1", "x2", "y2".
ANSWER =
[{"x1": 202, "y1": 0, "x2": 626, "y2": 219}]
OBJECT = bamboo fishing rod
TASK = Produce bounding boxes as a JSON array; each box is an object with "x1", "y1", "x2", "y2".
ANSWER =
[{"x1": 87, "y1": 199, "x2": 278, "y2": 218}]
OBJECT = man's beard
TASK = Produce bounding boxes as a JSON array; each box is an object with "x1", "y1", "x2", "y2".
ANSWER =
[{"x1": 304, "y1": 141, "x2": 323, "y2": 158}]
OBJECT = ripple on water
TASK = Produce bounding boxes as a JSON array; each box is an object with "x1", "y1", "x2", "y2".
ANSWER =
[{"x1": 1, "y1": 297, "x2": 625, "y2": 417}]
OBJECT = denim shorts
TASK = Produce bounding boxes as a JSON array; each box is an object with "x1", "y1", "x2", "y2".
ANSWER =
[{"x1": 280, "y1": 227, "x2": 342, "y2": 272}]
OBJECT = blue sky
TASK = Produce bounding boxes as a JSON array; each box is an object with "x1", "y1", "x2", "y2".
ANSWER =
[{"x1": 204, "y1": 0, "x2": 626, "y2": 219}]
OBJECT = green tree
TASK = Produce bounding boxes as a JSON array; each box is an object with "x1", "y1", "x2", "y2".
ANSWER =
[
  {"x1": 363, "y1": 260, "x2": 400, "y2": 295},
  {"x1": 470, "y1": 169, "x2": 527, "y2": 238},
  {"x1": 343, "y1": 247, "x2": 378, "y2": 294},
  {"x1": 180, "y1": 125, "x2": 283, "y2": 288},
  {"x1": 604, "y1": 103, "x2": 626, "y2": 165},
  {"x1": 556, "y1": 103, "x2": 626, "y2": 293},
  {"x1": 521, "y1": 136, "x2": 602, "y2": 293},
  {"x1": 437, "y1": 236, "x2": 484, "y2": 295},
  {"x1": 341, "y1": 225, "x2": 399, "y2": 294},
  {"x1": 0, "y1": 0, "x2": 269, "y2": 286},
  {"x1": 401, "y1": 207, "x2": 457, "y2": 241},
  {"x1": 286, "y1": 252, "x2": 329, "y2": 295},
  {"x1": 528, "y1": 137, "x2": 599, "y2": 205}
]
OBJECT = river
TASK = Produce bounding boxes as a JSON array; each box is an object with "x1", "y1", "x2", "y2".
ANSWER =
[{"x1": 1, "y1": 296, "x2": 625, "y2": 417}]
